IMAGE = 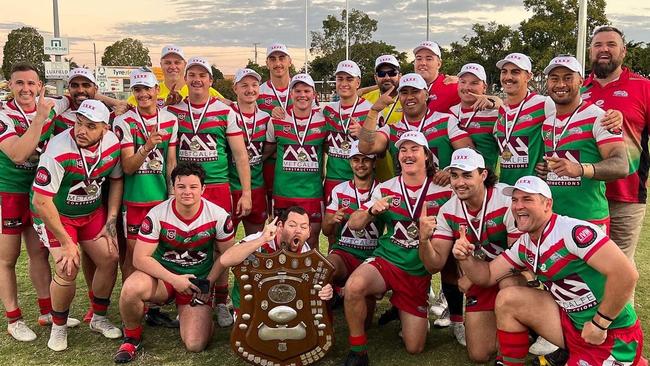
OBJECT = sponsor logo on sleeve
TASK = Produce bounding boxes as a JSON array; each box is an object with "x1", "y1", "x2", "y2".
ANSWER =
[
  {"x1": 0, "y1": 120, "x2": 7, "y2": 134},
  {"x1": 34, "y1": 167, "x2": 51, "y2": 186},
  {"x1": 224, "y1": 215, "x2": 234, "y2": 235},
  {"x1": 140, "y1": 216, "x2": 153, "y2": 235},
  {"x1": 572, "y1": 225, "x2": 597, "y2": 248},
  {"x1": 113, "y1": 125, "x2": 124, "y2": 141}
]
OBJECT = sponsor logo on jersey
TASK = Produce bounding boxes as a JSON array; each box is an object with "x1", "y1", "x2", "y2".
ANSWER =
[
  {"x1": 341, "y1": 198, "x2": 350, "y2": 208},
  {"x1": 166, "y1": 229, "x2": 176, "y2": 240},
  {"x1": 391, "y1": 197, "x2": 401, "y2": 207},
  {"x1": 264, "y1": 98, "x2": 273, "y2": 106},
  {"x1": 34, "y1": 167, "x2": 51, "y2": 186},
  {"x1": 140, "y1": 216, "x2": 153, "y2": 235},
  {"x1": 595, "y1": 99, "x2": 605, "y2": 107},
  {"x1": 612, "y1": 90, "x2": 628, "y2": 97},
  {"x1": 572, "y1": 225, "x2": 597, "y2": 248},
  {"x1": 581, "y1": 92, "x2": 591, "y2": 100}
]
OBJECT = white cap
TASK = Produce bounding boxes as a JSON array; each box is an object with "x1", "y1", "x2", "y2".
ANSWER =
[
  {"x1": 457, "y1": 63, "x2": 487, "y2": 82},
  {"x1": 266, "y1": 43, "x2": 290, "y2": 57},
  {"x1": 397, "y1": 73, "x2": 428, "y2": 92},
  {"x1": 348, "y1": 140, "x2": 375, "y2": 159},
  {"x1": 335, "y1": 60, "x2": 361, "y2": 78},
  {"x1": 185, "y1": 57, "x2": 212, "y2": 76},
  {"x1": 444, "y1": 148, "x2": 486, "y2": 172},
  {"x1": 289, "y1": 73, "x2": 315, "y2": 90},
  {"x1": 234, "y1": 68, "x2": 262, "y2": 84},
  {"x1": 75, "y1": 100, "x2": 110, "y2": 123},
  {"x1": 67, "y1": 68, "x2": 96, "y2": 85},
  {"x1": 496, "y1": 53, "x2": 532, "y2": 72},
  {"x1": 375, "y1": 55, "x2": 400, "y2": 70},
  {"x1": 502, "y1": 176, "x2": 552, "y2": 199},
  {"x1": 395, "y1": 130, "x2": 428, "y2": 149},
  {"x1": 544, "y1": 55, "x2": 583, "y2": 77},
  {"x1": 413, "y1": 41, "x2": 442, "y2": 58},
  {"x1": 130, "y1": 69, "x2": 158, "y2": 88},
  {"x1": 161, "y1": 45, "x2": 185, "y2": 60}
]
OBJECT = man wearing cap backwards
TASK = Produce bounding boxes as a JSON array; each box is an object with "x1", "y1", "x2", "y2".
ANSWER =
[
  {"x1": 322, "y1": 141, "x2": 382, "y2": 317},
  {"x1": 113, "y1": 70, "x2": 179, "y2": 279},
  {"x1": 420, "y1": 148, "x2": 523, "y2": 362},
  {"x1": 127, "y1": 45, "x2": 223, "y2": 108},
  {"x1": 581, "y1": 26, "x2": 650, "y2": 267},
  {"x1": 343, "y1": 131, "x2": 453, "y2": 365},
  {"x1": 0, "y1": 62, "x2": 82, "y2": 341},
  {"x1": 112, "y1": 163, "x2": 236, "y2": 363},
  {"x1": 264, "y1": 73, "x2": 326, "y2": 249},
  {"x1": 323, "y1": 60, "x2": 374, "y2": 201},
  {"x1": 167, "y1": 56, "x2": 250, "y2": 328},
  {"x1": 31, "y1": 99, "x2": 124, "y2": 351},
  {"x1": 229, "y1": 68, "x2": 270, "y2": 235},
  {"x1": 450, "y1": 63, "x2": 502, "y2": 171},
  {"x1": 53, "y1": 67, "x2": 128, "y2": 134},
  {"x1": 358, "y1": 73, "x2": 473, "y2": 184},
  {"x1": 413, "y1": 41, "x2": 461, "y2": 113},
  {"x1": 541, "y1": 55, "x2": 628, "y2": 233},
  {"x1": 453, "y1": 176, "x2": 646, "y2": 366}
]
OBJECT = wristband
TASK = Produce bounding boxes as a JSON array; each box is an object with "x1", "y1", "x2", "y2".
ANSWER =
[
  {"x1": 597, "y1": 310, "x2": 614, "y2": 322},
  {"x1": 591, "y1": 318, "x2": 608, "y2": 331}
]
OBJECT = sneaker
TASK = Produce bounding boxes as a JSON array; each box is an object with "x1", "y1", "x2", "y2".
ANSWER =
[
  {"x1": 450, "y1": 322, "x2": 466, "y2": 346},
  {"x1": 216, "y1": 303, "x2": 234, "y2": 327},
  {"x1": 7, "y1": 320, "x2": 37, "y2": 342},
  {"x1": 433, "y1": 308, "x2": 451, "y2": 328},
  {"x1": 90, "y1": 315, "x2": 123, "y2": 339},
  {"x1": 47, "y1": 324, "x2": 68, "y2": 351},
  {"x1": 429, "y1": 291, "x2": 448, "y2": 317},
  {"x1": 378, "y1": 305, "x2": 399, "y2": 326},
  {"x1": 83, "y1": 308, "x2": 93, "y2": 323},
  {"x1": 144, "y1": 308, "x2": 179, "y2": 328},
  {"x1": 529, "y1": 336, "x2": 559, "y2": 355},
  {"x1": 343, "y1": 350, "x2": 369, "y2": 366},
  {"x1": 37, "y1": 313, "x2": 81, "y2": 328},
  {"x1": 113, "y1": 338, "x2": 141, "y2": 364},
  {"x1": 531, "y1": 348, "x2": 569, "y2": 366}
]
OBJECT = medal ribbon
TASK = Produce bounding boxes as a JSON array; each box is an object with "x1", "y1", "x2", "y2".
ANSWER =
[
  {"x1": 77, "y1": 140, "x2": 104, "y2": 180},
  {"x1": 526, "y1": 219, "x2": 552, "y2": 278},
  {"x1": 291, "y1": 110, "x2": 314, "y2": 147},
  {"x1": 235, "y1": 103, "x2": 257, "y2": 150},
  {"x1": 460, "y1": 188, "x2": 488, "y2": 246},
  {"x1": 499, "y1": 92, "x2": 531, "y2": 153},
  {"x1": 13, "y1": 100, "x2": 43, "y2": 153},
  {"x1": 187, "y1": 99, "x2": 211, "y2": 135},
  {"x1": 398, "y1": 176, "x2": 431, "y2": 220},
  {"x1": 135, "y1": 108, "x2": 160, "y2": 143},
  {"x1": 456, "y1": 105, "x2": 478, "y2": 130},
  {"x1": 383, "y1": 101, "x2": 398, "y2": 124},
  {"x1": 551, "y1": 101, "x2": 583, "y2": 151},
  {"x1": 353, "y1": 179, "x2": 376, "y2": 208},
  {"x1": 404, "y1": 114, "x2": 427, "y2": 133},
  {"x1": 270, "y1": 82, "x2": 289, "y2": 112},
  {"x1": 337, "y1": 97, "x2": 360, "y2": 136}
]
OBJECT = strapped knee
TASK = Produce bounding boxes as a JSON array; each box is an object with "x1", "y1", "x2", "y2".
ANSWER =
[{"x1": 53, "y1": 273, "x2": 75, "y2": 287}]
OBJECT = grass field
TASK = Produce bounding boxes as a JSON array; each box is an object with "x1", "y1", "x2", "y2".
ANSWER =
[{"x1": 1, "y1": 212, "x2": 648, "y2": 366}]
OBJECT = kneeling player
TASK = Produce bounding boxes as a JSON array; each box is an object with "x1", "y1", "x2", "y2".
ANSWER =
[
  {"x1": 454, "y1": 176, "x2": 647, "y2": 366},
  {"x1": 113, "y1": 163, "x2": 235, "y2": 363}
]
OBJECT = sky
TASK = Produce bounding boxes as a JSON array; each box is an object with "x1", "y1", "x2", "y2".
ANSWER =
[{"x1": 0, "y1": 0, "x2": 648, "y2": 74}]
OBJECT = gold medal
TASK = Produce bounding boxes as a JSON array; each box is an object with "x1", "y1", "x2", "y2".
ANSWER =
[
  {"x1": 190, "y1": 140, "x2": 201, "y2": 151},
  {"x1": 148, "y1": 159, "x2": 162, "y2": 170},
  {"x1": 355, "y1": 229, "x2": 366, "y2": 237},
  {"x1": 298, "y1": 151, "x2": 308, "y2": 161},
  {"x1": 85, "y1": 184, "x2": 98, "y2": 195},
  {"x1": 501, "y1": 148, "x2": 513, "y2": 161},
  {"x1": 341, "y1": 140, "x2": 351, "y2": 150},
  {"x1": 407, "y1": 223, "x2": 419, "y2": 240},
  {"x1": 28, "y1": 154, "x2": 39, "y2": 165}
]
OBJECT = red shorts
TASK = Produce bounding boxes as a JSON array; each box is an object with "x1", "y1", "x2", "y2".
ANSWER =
[
  {"x1": 232, "y1": 187, "x2": 268, "y2": 226},
  {"x1": 123, "y1": 203, "x2": 158, "y2": 240},
  {"x1": 34, "y1": 208, "x2": 106, "y2": 248},
  {"x1": 324, "y1": 179, "x2": 345, "y2": 204},
  {"x1": 465, "y1": 284, "x2": 498, "y2": 312},
  {"x1": 328, "y1": 249, "x2": 363, "y2": 286},
  {"x1": 162, "y1": 281, "x2": 213, "y2": 307},
  {"x1": 368, "y1": 256, "x2": 431, "y2": 318},
  {"x1": 273, "y1": 196, "x2": 323, "y2": 223},
  {"x1": 560, "y1": 310, "x2": 646, "y2": 366},
  {"x1": 263, "y1": 160, "x2": 274, "y2": 194},
  {"x1": 203, "y1": 183, "x2": 232, "y2": 213},
  {"x1": 0, "y1": 192, "x2": 31, "y2": 235}
]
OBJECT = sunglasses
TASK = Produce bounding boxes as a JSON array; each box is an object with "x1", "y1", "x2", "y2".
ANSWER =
[{"x1": 376, "y1": 69, "x2": 399, "y2": 77}]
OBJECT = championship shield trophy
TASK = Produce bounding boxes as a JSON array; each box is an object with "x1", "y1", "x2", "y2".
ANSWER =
[{"x1": 231, "y1": 247, "x2": 334, "y2": 366}]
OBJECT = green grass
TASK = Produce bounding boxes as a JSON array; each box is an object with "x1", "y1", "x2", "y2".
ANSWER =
[{"x1": 1, "y1": 215, "x2": 648, "y2": 365}]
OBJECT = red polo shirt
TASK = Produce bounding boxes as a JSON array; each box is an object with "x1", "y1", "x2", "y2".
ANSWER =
[{"x1": 427, "y1": 73, "x2": 461, "y2": 113}]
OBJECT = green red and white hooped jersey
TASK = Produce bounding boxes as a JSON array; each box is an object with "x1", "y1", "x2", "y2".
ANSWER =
[
  {"x1": 138, "y1": 197, "x2": 235, "y2": 278},
  {"x1": 257, "y1": 81, "x2": 291, "y2": 116},
  {"x1": 227, "y1": 103, "x2": 269, "y2": 191},
  {"x1": 541, "y1": 101, "x2": 623, "y2": 221},
  {"x1": 493, "y1": 93, "x2": 551, "y2": 185},
  {"x1": 31, "y1": 129, "x2": 122, "y2": 218},
  {"x1": 502, "y1": 214, "x2": 637, "y2": 329},
  {"x1": 432, "y1": 184, "x2": 520, "y2": 261},
  {"x1": 167, "y1": 97, "x2": 242, "y2": 185},
  {"x1": 377, "y1": 110, "x2": 468, "y2": 169},
  {"x1": 363, "y1": 176, "x2": 453, "y2": 276},
  {"x1": 449, "y1": 103, "x2": 500, "y2": 171},
  {"x1": 113, "y1": 108, "x2": 178, "y2": 205},
  {"x1": 0, "y1": 98, "x2": 69, "y2": 193},
  {"x1": 323, "y1": 98, "x2": 373, "y2": 181},
  {"x1": 326, "y1": 180, "x2": 383, "y2": 260},
  {"x1": 266, "y1": 108, "x2": 327, "y2": 199}
]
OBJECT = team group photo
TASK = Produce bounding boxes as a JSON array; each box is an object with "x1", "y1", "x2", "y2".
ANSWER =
[{"x1": 0, "y1": 0, "x2": 648, "y2": 365}]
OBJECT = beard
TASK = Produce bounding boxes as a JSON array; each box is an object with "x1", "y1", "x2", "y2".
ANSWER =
[
  {"x1": 591, "y1": 58, "x2": 622, "y2": 79},
  {"x1": 379, "y1": 81, "x2": 397, "y2": 94}
]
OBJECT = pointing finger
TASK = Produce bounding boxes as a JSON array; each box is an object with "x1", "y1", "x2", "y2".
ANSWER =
[{"x1": 459, "y1": 225, "x2": 467, "y2": 240}]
